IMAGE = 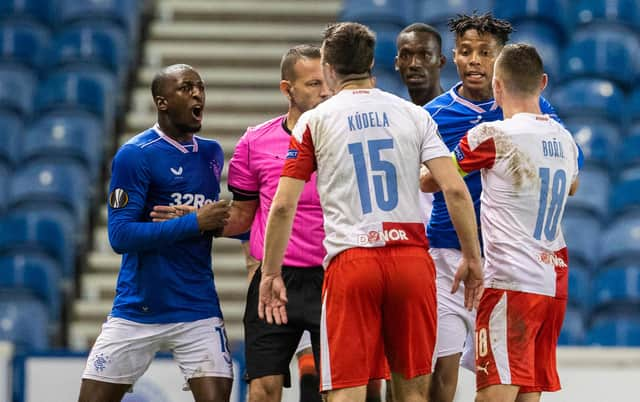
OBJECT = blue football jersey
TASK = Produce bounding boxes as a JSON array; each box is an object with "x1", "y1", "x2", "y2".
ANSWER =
[
  {"x1": 107, "y1": 125, "x2": 225, "y2": 323},
  {"x1": 425, "y1": 82, "x2": 561, "y2": 250}
]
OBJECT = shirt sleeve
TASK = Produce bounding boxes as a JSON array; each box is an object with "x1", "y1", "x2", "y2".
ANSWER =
[
  {"x1": 228, "y1": 131, "x2": 259, "y2": 201},
  {"x1": 107, "y1": 145, "x2": 200, "y2": 254},
  {"x1": 540, "y1": 96, "x2": 562, "y2": 125},
  {"x1": 452, "y1": 126, "x2": 497, "y2": 176},
  {"x1": 281, "y1": 112, "x2": 317, "y2": 181},
  {"x1": 419, "y1": 107, "x2": 450, "y2": 163}
]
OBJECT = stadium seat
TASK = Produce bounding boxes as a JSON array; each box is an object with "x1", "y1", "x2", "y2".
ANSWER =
[
  {"x1": 373, "y1": 69, "x2": 408, "y2": 100},
  {"x1": 371, "y1": 24, "x2": 400, "y2": 73},
  {"x1": 592, "y1": 265, "x2": 640, "y2": 312},
  {"x1": 8, "y1": 160, "x2": 91, "y2": 231},
  {"x1": 0, "y1": 64, "x2": 36, "y2": 117},
  {"x1": 0, "y1": 165, "x2": 7, "y2": 213},
  {"x1": 568, "y1": 0, "x2": 640, "y2": 31},
  {"x1": 564, "y1": 118, "x2": 620, "y2": 169},
  {"x1": 599, "y1": 215, "x2": 640, "y2": 266},
  {"x1": 0, "y1": 292, "x2": 49, "y2": 351},
  {"x1": 562, "y1": 211, "x2": 601, "y2": 269},
  {"x1": 628, "y1": 88, "x2": 640, "y2": 125},
  {"x1": 586, "y1": 315, "x2": 640, "y2": 346},
  {"x1": 0, "y1": 211, "x2": 75, "y2": 279},
  {"x1": 58, "y1": 0, "x2": 142, "y2": 44},
  {"x1": 0, "y1": 21, "x2": 49, "y2": 70},
  {"x1": 0, "y1": 0, "x2": 54, "y2": 26},
  {"x1": 441, "y1": 68, "x2": 460, "y2": 93},
  {"x1": 565, "y1": 166, "x2": 609, "y2": 219},
  {"x1": 34, "y1": 70, "x2": 116, "y2": 133},
  {"x1": 417, "y1": 0, "x2": 493, "y2": 25},
  {"x1": 510, "y1": 21, "x2": 562, "y2": 84},
  {"x1": 609, "y1": 167, "x2": 640, "y2": 218},
  {"x1": 561, "y1": 26, "x2": 640, "y2": 90},
  {"x1": 549, "y1": 78, "x2": 624, "y2": 124},
  {"x1": 48, "y1": 25, "x2": 129, "y2": 85},
  {"x1": 0, "y1": 254, "x2": 61, "y2": 320},
  {"x1": 558, "y1": 307, "x2": 585, "y2": 345},
  {"x1": 340, "y1": 0, "x2": 413, "y2": 26},
  {"x1": 21, "y1": 113, "x2": 104, "y2": 181},
  {"x1": 619, "y1": 125, "x2": 640, "y2": 170},
  {"x1": 0, "y1": 110, "x2": 22, "y2": 168},
  {"x1": 494, "y1": 0, "x2": 567, "y2": 40},
  {"x1": 568, "y1": 262, "x2": 591, "y2": 310}
]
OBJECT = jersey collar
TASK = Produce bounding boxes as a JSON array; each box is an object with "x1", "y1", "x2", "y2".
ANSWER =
[
  {"x1": 153, "y1": 123, "x2": 199, "y2": 153},
  {"x1": 449, "y1": 83, "x2": 499, "y2": 113}
]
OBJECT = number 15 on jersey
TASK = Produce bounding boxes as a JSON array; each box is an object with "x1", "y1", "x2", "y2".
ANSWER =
[{"x1": 348, "y1": 139, "x2": 399, "y2": 215}]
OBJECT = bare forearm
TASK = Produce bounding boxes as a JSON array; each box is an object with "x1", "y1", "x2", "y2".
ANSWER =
[{"x1": 443, "y1": 187, "x2": 481, "y2": 259}]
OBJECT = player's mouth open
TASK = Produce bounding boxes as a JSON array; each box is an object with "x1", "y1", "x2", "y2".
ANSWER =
[{"x1": 192, "y1": 106, "x2": 203, "y2": 120}]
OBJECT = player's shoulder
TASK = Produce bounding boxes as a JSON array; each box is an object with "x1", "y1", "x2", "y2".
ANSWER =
[
  {"x1": 466, "y1": 120, "x2": 506, "y2": 148},
  {"x1": 194, "y1": 135, "x2": 223, "y2": 155},
  {"x1": 244, "y1": 115, "x2": 286, "y2": 140},
  {"x1": 116, "y1": 127, "x2": 159, "y2": 159}
]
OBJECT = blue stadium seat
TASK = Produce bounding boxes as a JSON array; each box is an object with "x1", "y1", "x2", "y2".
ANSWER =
[
  {"x1": 562, "y1": 211, "x2": 601, "y2": 268},
  {"x1": 0, "y1": 165, "x2": 7, "y2": 213},
  {"x1": 374, "y1": 69, "x2": 409, "y2": 100},
  {"x1": 0, "y1": 211, "x2": 75, "y2": 279},
  {"x1": 558, "y1": 307, "x2": 585, "y2": 345},
  {"x1": 58, "y1": 0, "x2": 142, "y2": 43},
  {"x1": 568, "y1": 262, "x2": 591, "y2": 310},
  {"x1": 417, "y1": 0, "x2": 493, "y2": 25},
  {"x1": 0, "y1": 110, "x2": 22, "y2": 168},
  {"x1": 549, "y1": 78, "x2": 624, "y2": 124},
  {"x1": 0, "y1": 254, "x2": 61, "y2": 320},
  {"x1": 592, "y1": 265, "x2": 640, "y2": 311},
  {"x1": 48, "y1": 25, "x2": 129, "y2": 85},
  {"x1": 0, "y1": 21, "x2": 49, "y2": 70},
  {"x1": 564, "y1": 118, "x2": 620, "y2": 169},
  {"x1": 0, "y1": 293, "x2": 49, "y2": 351},
  {"x1": 628, "y1": 88, "x2": 640, "y2": 125},
  {"x1": 561, "y1": 26, "x2": 640, "y2": 90},
  {"x1": 586, "y1": 315, "x2": 640, "y2": 346},
  {"x1": 340, "y1": 0, "x2": 413, "y2": 26},
  {"x1": 600, "y1": 216, "x2": 640, "y2": 266},
  {"x1": 510, "y1": 21, "x2": 562, "y2": 84},
  {"x1": 0, "y1": 0, "x2": 54, "y2": 26},
  {"x1": 371, "y1": 24, "x2": 400, "y2": 73},
  {"x1": 440, "y1": 68, "x2": 460, "y2": 93},
  {"x1": 565, "y1": 166, "x2": 609, "y2": 219},
  {"x1": 8, "y1": 160, "x2": 91, "y2": 230},
  {"x1": 568, "y1": 0, "x2": 640, "y2": 31},
  {"x1": 0, "y1": 64, "x2": 36, "y2": 117},
  {"x1": 609, "y1": 167, "x2": 640, "y2": 218},
  {"x1": 34, "y1": 70, "x2": 116, "y2": 132},
  {"x1": 494, "y1": 0, "x2": 567, "y2": 40},
  {"x1": 619, "y1": 125, "x2": 640, "y2": 170},
  {"x1": 21, "y1": 113, "x2": 104, "y2": 181}
]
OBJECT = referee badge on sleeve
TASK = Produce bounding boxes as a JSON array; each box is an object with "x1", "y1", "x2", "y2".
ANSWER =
[{"x1": 108, "y1": 188, "x2": 129, "y2": 208}]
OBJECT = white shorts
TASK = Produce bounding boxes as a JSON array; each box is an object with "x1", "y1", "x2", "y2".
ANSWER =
[
  {"x1": 430, "y1": 248, "x2": 476, "y2": 362},
  {"x1": 295, "y1": 330, "x2": 312, "y2": 355},
  {"x1": 82, "y1": 316, "x2": 234, "y2": 388}
]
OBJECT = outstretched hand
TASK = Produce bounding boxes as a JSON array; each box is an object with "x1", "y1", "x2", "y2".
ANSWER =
[
  {"x1": 258, "y1": 272, "x2": 288, "y2": 325},
  {"x1": 452, "y1": 256, "x2": 484, "y2": 311},
  {"x1": 150, "y1": 204, "x2": 196, "y2": 222}
]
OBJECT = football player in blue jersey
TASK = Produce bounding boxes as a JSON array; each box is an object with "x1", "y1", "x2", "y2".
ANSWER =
[
  {"x1": 78, "y1": 64, "x2": 234, "y2": 402},
  {"x1": 420, "y1": 13, "x2": 563, "y2": 402}
]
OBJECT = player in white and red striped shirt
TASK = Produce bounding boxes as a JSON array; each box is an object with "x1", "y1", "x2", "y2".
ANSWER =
[{"x1": 423, "y1": 43, "x2": 580, "y2": 402}]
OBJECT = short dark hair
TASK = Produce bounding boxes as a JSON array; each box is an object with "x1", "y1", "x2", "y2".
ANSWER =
[
  {"x1": 496, "y1": 43, "x2": 544, "y2": 95},
  {"x1": 397, "y1": 23, "x2": 442, "y2": 52},
  {"x1": 322, "y1": 22, "x2": 375, "y2": 76},
  {"x1": 448, "y1": 12, "x2": 512, "y2": 46},
  {"x1": 280, "y1": 44, "x2": 321, "y2": 81},
  {"x1": 151, "y1": 64, "x2": 195, "y2": 98}
]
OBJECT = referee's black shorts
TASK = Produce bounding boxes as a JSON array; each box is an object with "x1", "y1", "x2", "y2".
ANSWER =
[{"x1": 244, "y1": 265, "x2": 324, "y2": 387}]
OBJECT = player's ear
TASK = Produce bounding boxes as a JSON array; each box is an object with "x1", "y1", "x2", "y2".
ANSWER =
[
  {"x1": 394, "y1": 55, "x2": 399, "y2": 71},
  {"x1": 279, "y1": 80, "x2": 292, "y2": 100},
  {"x1": 439, "y1": 53, "x2": 446, "y2": 69},
  {"x1": 540, "y1": 73, "x2": 548, "y2": 92},
  {"x1": 155, "y1": 96, "x2": 168, "y2": 111}
]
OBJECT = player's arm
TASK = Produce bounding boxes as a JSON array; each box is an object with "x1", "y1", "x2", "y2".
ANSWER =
[{"x1": 107, "y1": 145, "x2": 229, "y2": 254}]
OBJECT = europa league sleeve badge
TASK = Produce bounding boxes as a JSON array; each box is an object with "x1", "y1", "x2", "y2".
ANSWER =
[{"x1": 108, "y1": 188, "x2": 129, "y2": 209}]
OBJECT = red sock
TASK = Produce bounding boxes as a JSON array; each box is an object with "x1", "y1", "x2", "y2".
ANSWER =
[{"x1": 298, "y1": 352, "x2": 316, "y2": 377}]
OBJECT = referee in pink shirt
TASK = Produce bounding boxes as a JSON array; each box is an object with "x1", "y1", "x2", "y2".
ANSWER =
[{"x1": 225, "y1": 45, "x2": 330, "y2": 402}]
